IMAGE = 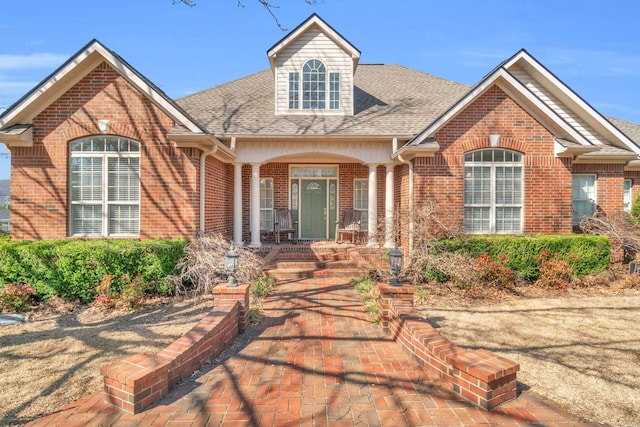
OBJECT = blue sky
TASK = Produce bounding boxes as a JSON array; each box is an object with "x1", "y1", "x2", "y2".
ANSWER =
[{"x1": 1, "y1": 0, "x2": 640, "y2": 180}]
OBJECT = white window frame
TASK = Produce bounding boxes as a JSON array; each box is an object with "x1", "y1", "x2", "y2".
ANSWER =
[
  {"x1": 624, "y1": 179, "x2": 633, "y2": 213},
  {"x1": 287, "y1": 59, "x2": 340, "y2": 112},
  {"x1": 572, "y1": 174, "x2": 597, "y2": 225},
  {"x1": 329, "y1": 72, "x2": 340, "y2": 110},
  {"x1": 463, "y1": 149, "x2": 523, "y2": 234},
  {"x1": 354, "y1": 178, "x2": 368, "y2": 231},
  {"x1": 288, "y1": 72, "x2": 299, "y2": 109},
  {"x1": 69, "y1": 136, "x2": 140, "y2": 237},
  {"x1": 259, "y1": 178, "x2": 274, "y2": 232}
]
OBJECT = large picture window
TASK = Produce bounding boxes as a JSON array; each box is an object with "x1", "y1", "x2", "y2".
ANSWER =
[
  {"x1": 572, "y1": 175, "x2": 596, "y2": 225},
  {"x1": 464, "y1": 149, "x2": 523, "y2": 233},
  {"x1": 70, "y1": 136, "x2": 140, "y2": 236}
]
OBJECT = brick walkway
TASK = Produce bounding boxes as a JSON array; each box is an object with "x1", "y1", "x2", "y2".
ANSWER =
[{"x1": 26, "y1": 275, "x2": 596, "y2": 426}]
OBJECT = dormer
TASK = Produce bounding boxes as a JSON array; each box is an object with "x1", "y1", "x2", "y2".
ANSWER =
[{"x1": 267, "y1": 14, "x2": 361, "y2": 116}]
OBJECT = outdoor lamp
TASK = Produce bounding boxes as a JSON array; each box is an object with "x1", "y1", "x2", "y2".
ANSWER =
[
  {"x1": 389, "y1": 244, "x2": 403, "y2": 287},
  {"x1": 224, "y1": 243, "x2": 239, "y2": 287}
]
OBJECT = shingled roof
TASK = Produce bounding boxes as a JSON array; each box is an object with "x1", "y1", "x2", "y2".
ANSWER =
[{"x1": 175, "y1": 64, "x2": 470, "y2": 138}]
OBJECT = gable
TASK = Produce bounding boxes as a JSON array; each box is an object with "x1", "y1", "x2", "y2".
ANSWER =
[
  {"x1": 0, "y1": 39, "x2": 210, "y2": 149},
  {"x1": 267, "y1": 14, "x2": 361, "y2": 117},
  {"x1": 408, "y1": 49, "x2": 640, "y2": 168}
]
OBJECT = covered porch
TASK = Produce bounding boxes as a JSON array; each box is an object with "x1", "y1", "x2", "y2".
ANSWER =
[{"x1": 228, "y1": 137, "x2": 406, "y2": 249}]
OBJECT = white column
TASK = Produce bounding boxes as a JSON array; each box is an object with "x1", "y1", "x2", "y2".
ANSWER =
[
  {"x1": 233, "y1": 163, "x2": 243, "y2": 246},
  {"x1": 384, "y1": 164, "x2": 395, "y2": 248},
  {"x1": 249, "y1": 163, "x2": 262, "y2": 248},
  {"x1": 367, "y1": 164, "x2": 378, "y2": 247}
]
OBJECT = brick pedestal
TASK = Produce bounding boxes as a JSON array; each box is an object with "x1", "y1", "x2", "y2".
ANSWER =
[
  {"x1": 213, "y1": 283, "x2": 251, "y2": 332},
  {"x1": 377, "y1": 282, "x2": 415, "y2": 330}
]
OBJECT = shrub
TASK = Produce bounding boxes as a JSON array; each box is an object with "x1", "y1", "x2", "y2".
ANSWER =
[
  {"x1": 351, "y1": 276, "x2": 379, "y2": 323},
  {"x1": 405, "y1": 243, "x2": 479, "y2": 287},
  {"x1": 534, "y1": 250, "x2": 577, "y2": 290},
  {"x1": 435, "y1": 234, "x2": 609, "y2": 280},
  {"x1": 169, "y1": 233, "x2": 263, "y2": 296},
  {"x1": 249, "y1": 276, "x2": 276, "y2": 324},
  {"x1": 250, "y1": 276, "x2": 275, "y2": 299},
  {"x1": 0, "y1": 283, "x2": 35, "y2": 312},
  {"x1": 0, "y1": 239, "x2": 187, "y2": 303},
  {"x1": 475, "y1": 253, "x2": 515, "y2": 290}
]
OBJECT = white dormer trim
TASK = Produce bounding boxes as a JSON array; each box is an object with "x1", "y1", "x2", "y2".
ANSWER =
[
  {"x1": 267, "y1": 13, "x2": 361, "y2": 72},
  {"x1": 0, "y1": 39, "x2": 208, "y2": 138}
]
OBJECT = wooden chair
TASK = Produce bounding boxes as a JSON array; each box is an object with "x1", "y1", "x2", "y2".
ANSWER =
[
  {"x1": 274, "y1": 208, "x2": 298, "y2": 244},
  {"x1": 335, "y1": 209, "x2": 362, "y2": 244}
]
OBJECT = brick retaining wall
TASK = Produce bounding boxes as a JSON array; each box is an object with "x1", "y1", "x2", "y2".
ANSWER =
[
  {"x1": 377, "y1": 283, "x2": 520, "y2": 409},
  {"x1": 101, "y1": 284, "x2": 250, "y2": 414}
]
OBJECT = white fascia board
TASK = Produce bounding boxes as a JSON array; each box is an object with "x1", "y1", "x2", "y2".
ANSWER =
[
  {"x1": 0, "y1": 41, "x2": 204, "y2": 135},
  {"x1": 625, "y1": 160, "x2": 640, "y2": 171},
  {"x1": 391, "y1": 141, "x2": 440, "y2": 162},
  {"x1": 169, "y1": 133, "x2": 236, "y2": 162},
  {"x1": 0, "y1": 126, "x2": 33, "y2": 147},
  {"x1": 0, "y1": 50, "x2": 102, "y2": 128},
  {"x1": 506, "y1": 51, "x2": 640, "y2": 155},
  {"x1": 410, "y1": 68, "x2": 591, "y2": 147},
  {"x1": 267, "y1": 15, "x2": 360, "y2": 67},
  {"x1": 93, "y1": 44, "x2": 204, "y2": 134}
]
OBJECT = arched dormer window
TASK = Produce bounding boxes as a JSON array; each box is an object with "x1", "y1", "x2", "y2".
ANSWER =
[
  {"x1": 288, "y1": 59, "x2": 340, "y2": 111},
  {"x1": 463, "y1": 148, "x2": 523, "y2": 234},
  {"x1": 69, "y1": 136, "x2": 140, "y2": 237}
]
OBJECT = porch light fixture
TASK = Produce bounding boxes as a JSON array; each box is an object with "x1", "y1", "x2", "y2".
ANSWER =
[
  {"x1": 489, "y1": 134, "x2": 500, "y2": 147},
  {"x1": 224, "y1": 243, "x2": 239, "y2": 287},
  {"x1": 98, "y1": 119, "x2": 109, "y2": 134},
  {"x1": 389, "y1": 244, "x2": 404, "y2": 287}
]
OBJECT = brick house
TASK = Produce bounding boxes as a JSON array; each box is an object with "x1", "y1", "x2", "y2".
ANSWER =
[{"x1": 1, "y1": 14, "x2": 639, "y2": 249}]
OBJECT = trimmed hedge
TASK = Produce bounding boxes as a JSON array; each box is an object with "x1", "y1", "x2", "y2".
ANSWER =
[
  {"x1": 0, "y1": 239, "x2": 187, "y2": 302},
  {"x1": 434, "y1": 234, "x2": 610, "y2": 280}
]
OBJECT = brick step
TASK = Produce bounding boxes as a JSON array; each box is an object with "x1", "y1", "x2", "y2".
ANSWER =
[
  {"x1": 270, "y1": 260, "x2": 356, "y2": 270},
  {"x1": 266, "y1": 266, "x2": 363, "y2": 281},
  {"x1": 273, "y1": 251, "x2": 350, "y2": 263}
]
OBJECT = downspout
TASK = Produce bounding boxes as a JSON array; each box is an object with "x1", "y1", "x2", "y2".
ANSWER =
[
  {"x1": 397, "y1": 154, "x2": 414, "y2": 259},
  {"x1": 199, "y1": 144, "x2": 219, "y2": 235}
]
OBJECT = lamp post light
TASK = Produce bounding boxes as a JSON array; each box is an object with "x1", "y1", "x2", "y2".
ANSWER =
[
  {"x1": 224, "y1": 243, "x2": 239, "y2": 287},
  {"x1": 389, "y1": 244, "x2": 404, "y2": 287}
]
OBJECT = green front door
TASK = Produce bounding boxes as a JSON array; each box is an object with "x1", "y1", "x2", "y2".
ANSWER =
[{"x1": 301, "y1": 179, "x2": 327, "y2": 239}]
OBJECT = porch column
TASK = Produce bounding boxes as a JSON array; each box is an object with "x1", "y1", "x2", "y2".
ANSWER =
[
  {"x1": 249, "y1": 163, "x2": 262, "y2": 248},
  {"x1": 384, "y1": 164, "x2": 394, "y2": 248},
  {"x1": 367, "y1": 164, "x2": 378, "y2": 247},
  {"x1": 233, "y1": 163, "x2": 243, "y2": 246}
]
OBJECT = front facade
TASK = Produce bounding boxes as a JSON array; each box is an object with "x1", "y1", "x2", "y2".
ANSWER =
[{"x1": 1, "y1": 15, "x2": 640, "y2": 250}]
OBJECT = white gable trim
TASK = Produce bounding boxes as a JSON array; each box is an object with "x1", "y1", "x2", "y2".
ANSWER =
[
  {"x1": 0, "y1": 40, "x2": 205, "y2": 136},
  {"x1": 267, "y1": 14, "x2": 360, "y2": 70},
  {"x1": 409, "y1": 67, "x2": 592, "y2": 147},
  {"x1": 504, "y1": 50, "x2": 640, "y2": 155}
]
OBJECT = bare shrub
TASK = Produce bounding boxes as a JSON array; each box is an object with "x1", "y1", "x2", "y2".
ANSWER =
[
  {"x1": 580, "y1": 212, "x2": 640, "y2": 259},
  {"x1": 404, "y1": 202, "x2": 476, "y2": 286},
  {"x1": 405, "y1": 243, "x2": 479, "y2": 287},
  {"x1": 411, "y1": 201, "x2": 464, "y2": 244},
  {"x1": 169, "y1": 233, "x2": 264, "y2": 296}
]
